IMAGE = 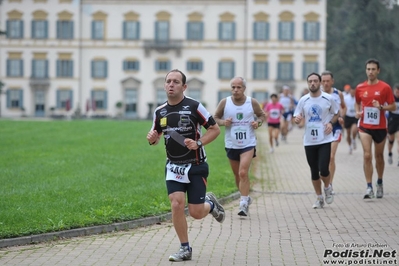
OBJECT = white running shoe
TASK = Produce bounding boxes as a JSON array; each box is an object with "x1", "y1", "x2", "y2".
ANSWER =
[
  {"x1": 169, "y1": 246, "x2": 192, "y2": 261},
  {"x1": 324, "y1": 186, "x2": 334, "y2": 204},
  {"x1": 205, "y1": 192, "x2": 225, "y2": 223},
  {"x1": 238, "y1": 196, "x2": 252, "y2": 217},
  {"x1": 388, "y1": 154, "x2": 393, "y2": 165},
  {"x1": 312, "y1": 198, "x2": 325, "y2": 209},
  {"x1": 376, "y1": 183, "x2": 383, "y2": 199},
  {"x1": 363, "y1": 187, "x2": 375, "y2": 199}
]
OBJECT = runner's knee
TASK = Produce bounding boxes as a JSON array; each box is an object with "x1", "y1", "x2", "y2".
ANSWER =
[{"x1": 320, "y1": 169, "x2": 330, "y2": 178}]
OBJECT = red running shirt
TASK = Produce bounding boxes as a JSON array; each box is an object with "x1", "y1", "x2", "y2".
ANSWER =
[{"x1": 355, "y1": 80, "x2": 395, "y2": 129}]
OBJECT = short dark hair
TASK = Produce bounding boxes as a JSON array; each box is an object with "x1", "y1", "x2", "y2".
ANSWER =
[
  {"x1": 321, "y1": 70, "x2": 334, "y2": 79},
  {"x1": 307, "y1": 72, "x2": 321, "y2": 82},
  {"x1": 365, "y1": 58, "x2": 380, "y2": 69},
  {"x1": 165, "y1": 69, "x2": 187, "y2": 85},
  {"x1": 394, "y1": 83, "x2": 399, "y2": 90},
  {"x1": 270, "y1": 93, "x2": 278, "y2": 99}
]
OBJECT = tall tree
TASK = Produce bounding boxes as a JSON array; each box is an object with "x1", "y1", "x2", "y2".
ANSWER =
[{"x1": 326, "y1": 0, "x2": 399, "y2": 89}]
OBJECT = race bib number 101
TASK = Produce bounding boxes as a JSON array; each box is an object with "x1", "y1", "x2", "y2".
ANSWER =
[{"x1": 231, "y1": 126, "x2": 250, "y2": 147}]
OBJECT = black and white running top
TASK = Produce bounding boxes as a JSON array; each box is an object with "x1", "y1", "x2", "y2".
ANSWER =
[{"x1": 150, "y1": 96, "x2": 216, "y2": 164}]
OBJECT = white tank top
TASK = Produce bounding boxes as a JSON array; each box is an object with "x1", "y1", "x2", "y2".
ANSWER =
[
  {"x1": 224, "y1": 96, "x2": 257, "y2": 149},
  {"x1": 279, "y1": 94, "x2": 292, "y2": 113},
  {"x1": 344, "y1": 94, "x2": 356, "y2": 117}
]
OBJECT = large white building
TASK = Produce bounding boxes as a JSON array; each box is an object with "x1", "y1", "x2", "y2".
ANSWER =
[{"x1": 0, "y1": 0, "x2": 326, "y2": 119}]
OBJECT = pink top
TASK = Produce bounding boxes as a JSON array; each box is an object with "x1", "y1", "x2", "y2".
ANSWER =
[{"x1": 264, "y1": 102, "x2": 284, "y2": 124}]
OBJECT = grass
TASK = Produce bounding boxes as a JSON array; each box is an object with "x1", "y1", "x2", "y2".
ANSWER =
[{"x1": 0, "y1": 119, "x2": 237, "y2": 239}]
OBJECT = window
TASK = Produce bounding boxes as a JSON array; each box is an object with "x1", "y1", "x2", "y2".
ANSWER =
[
  {"x1": 32, "y1": 59, "x2": 48, "y2": 78},
  {"x1": 252, "y1": 91, "x2": 269, "y2": 105},
  {"x1": 6, "y1": 20, "x2": 24, "y2": 39},
  {"x1": 56, "y1": 90, "x2": 73, "y2": 109},
  {"x1": 187, "y1": 22, "x2": 203, "y2": 40},
  {"x1": 156, "y1": 88, "x2": 167, "y2": 106},
  {"x1": 302, "y1": 62, "x2": 319, "y2": 79},
  {"x1": 125, "y1": 89, "x2": 137, "y2": 117},
  {"x1": 91, "y1": 60, "x2": 108, "y2": 78},
  {"x1": 91, "y1": 90, "x2": 108, "y2": 109},
  {"x1": 277, "y1": 62, "x2": 294, "y2": 81},
  {"x1": 57, "y1": 60, "x2": 73, "y2": 77},
  {"x1": 123, "y1": 60, "x2": 140, "y2": 71},
  {"x1": 278, "y1": 21, "x2": 294, "y2": 40},
  {"x1": 218, "y1": 91, "x2": 231, "y2": 102},
  {"x1": 304, "y1": 21, "x2": 320, "y2": 41},
  {"x1": 123, "y1": 21, "x2": 140, "y2": 40},
  {"x1": 186, "y1": 88, "x2": 201, "y2": 101},
  {"x1": 187, "y1": 61, "x2": 203, "y2": 71},
  {"x1": 6, "y1": 89, "x2": 23, "y2": 108},
  {"x1": 7, "y1": 59, "x2": 23, "y2": 77},
  {"x1": 253, "y1": 62, "x2": 269, "y2": 80},
  {"x1": 253, "y1": 22, "x2": 269, "y2": 40},
  {"x1": 218, "y1": 22, "x2": 235, "y2": 41},
  {"x1": 155, "y1": 21, "x2": 169, "y2": 41},
  {"x1": 218, "y1": 61, "x2": 235, "y2": 79},
  {"x1": 91, "y1": 20, "x2": 104, "y2": 39},
  {"x1": 57, "y1": 20, "x2": 73, "y2": 39},
  {"x1": 155, "y1": 60, "x2": 170, "y2": 71},
  {"x1": 32, "y1": 20, "x2": 48, "y2": 39}
]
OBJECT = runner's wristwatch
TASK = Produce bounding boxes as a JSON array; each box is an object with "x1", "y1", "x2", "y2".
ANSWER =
[{"x1": 196, "y1": 140, "x2": 203, "y2": 148}]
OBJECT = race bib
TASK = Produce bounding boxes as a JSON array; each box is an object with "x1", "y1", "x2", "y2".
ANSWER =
[
  {"x1": 363, "y1": 107, "x2": 380, "y2": 125},
  {"x1": 305, "y1": 122, "x2": 324, "y2": 143},
  {"x1": 269, "y1": 109, "x2": 280, "y2": 119},
  {"x1": 231, "y1": 126, "x2": 250, "y2": 147},
  {"x1": 166, "y1": 162, "x2": 192, "y2": 183},
  {"x1": 347, "y1": 108, "x2": 356, "y2": 117}
]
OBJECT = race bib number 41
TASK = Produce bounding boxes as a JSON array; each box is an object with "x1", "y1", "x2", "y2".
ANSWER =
[
  {"x1": 305, "y1": 122, "x2": 324, "y2": 143},
  {"x1": 166, "y1": 162, "x2": 192, "y2": 183}
]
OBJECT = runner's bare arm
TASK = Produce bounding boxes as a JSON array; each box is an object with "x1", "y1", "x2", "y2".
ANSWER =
[
  {"x1": 338, "y1": 91, "x2": 347, "y2": 126},
  {"x1": 214, "y1": 98, "x2": 228, "y2": 126},
  {"x1": 251, "y1": 98, "x2": 266, "y2": 124}
]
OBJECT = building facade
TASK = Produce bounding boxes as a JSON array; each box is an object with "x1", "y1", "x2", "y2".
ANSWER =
[{"x1": 0, "y1": 0, "x2": 326, "y2": 119}]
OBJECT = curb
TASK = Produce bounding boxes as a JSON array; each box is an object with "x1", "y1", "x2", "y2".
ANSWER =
[{"x1": 0, "y1": 192, "x2": 240, "y2": 249}]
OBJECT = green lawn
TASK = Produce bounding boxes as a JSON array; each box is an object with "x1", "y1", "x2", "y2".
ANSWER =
[{"x1": 0, "y1": 119, "x2": 237, "y2": 239}]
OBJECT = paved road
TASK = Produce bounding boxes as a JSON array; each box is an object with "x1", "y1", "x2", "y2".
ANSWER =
[{"x1": 1, "y1": 126, "x2": 398, "y2": 266}]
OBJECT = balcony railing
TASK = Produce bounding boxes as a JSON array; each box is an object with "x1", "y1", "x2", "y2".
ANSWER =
[
  {"x1": 143, "y1": 39, "x2": 183, "y2": 57},
  {"x1": 30, "y1": 77, "x2": 50, "y2": 89}
]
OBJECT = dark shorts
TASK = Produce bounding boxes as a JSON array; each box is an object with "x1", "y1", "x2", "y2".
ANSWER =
[
  {"x1": 282, "y1": 111, "x2": 293, "y2": 121},
  {"x1": 268, "y1": 123, "x2": 280, "y2": 129},
  {"x1": 166, "y1": 162, "x2": 208, "y2": 204},
  {"x1": 358, "y1": 126, "x2": 387, "y2": 144},
  {"x1": 344, "y1": 116, "x2": 358, "y2": 129},
  {"x1": 388, "y1": 116, "x2": 399, "y2": 135},
  {"x1": 225, "y1": 146, "x2": 256, "y2": 161}
]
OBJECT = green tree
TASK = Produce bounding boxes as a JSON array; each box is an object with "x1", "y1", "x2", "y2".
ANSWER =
[{"x1": 327, "y1": 0, "x2": 399, "y2": 89}]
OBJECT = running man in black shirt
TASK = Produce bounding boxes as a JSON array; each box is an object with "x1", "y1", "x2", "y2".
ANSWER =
[{"x1": 147, "y1": 69, "x2": 224, "y2": 262}]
